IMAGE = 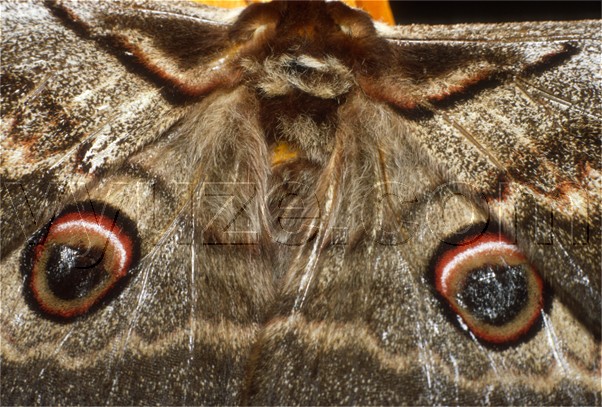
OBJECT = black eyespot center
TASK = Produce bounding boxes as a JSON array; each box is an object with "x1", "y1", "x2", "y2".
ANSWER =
[
  {"x1": 46, "y1": 244, "x2": 109, "y2": 301},
  {"x1": 456, "y1": 264, "x2": 528, "y2": 326}
]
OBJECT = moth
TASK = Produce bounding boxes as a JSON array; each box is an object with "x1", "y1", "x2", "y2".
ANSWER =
[{"x1": 1, "y1": 0, "x2": 600, "y2": 405}]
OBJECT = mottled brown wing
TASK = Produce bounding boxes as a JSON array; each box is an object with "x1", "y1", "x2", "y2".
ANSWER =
[
  {"x1": 2, "y1": 1, "x2": 273, "y2": 405},
  {"x1": 376, "y1": 19, "x2": 601, "y2": 334}
]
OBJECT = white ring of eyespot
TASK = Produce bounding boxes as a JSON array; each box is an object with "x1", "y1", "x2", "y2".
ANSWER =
[
  {"x1": 440, "y1": 241, "x2": 521, "y2": 292},
  {"x1": 53, "y1": 220, "x2": 128, "y2": 273}
]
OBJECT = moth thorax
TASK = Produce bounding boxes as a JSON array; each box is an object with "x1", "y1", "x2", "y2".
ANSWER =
[{"x1": 248, "y1": 54, "x2": 354, "y2": 99}]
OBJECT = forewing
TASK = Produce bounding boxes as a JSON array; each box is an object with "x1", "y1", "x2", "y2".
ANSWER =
[{"x1": 49, "y1": 0, "x2": 243, "y2": 96}]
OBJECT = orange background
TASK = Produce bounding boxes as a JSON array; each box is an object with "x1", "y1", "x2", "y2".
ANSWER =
[{"x1": 193, "y1": 0, "x2": 394, "y2": 25}]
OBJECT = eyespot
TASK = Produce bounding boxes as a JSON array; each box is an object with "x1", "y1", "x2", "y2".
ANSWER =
[
  {"x1": 21, "y1": 202, "x2": 139, "y2": 319},
  {"x1": 434, "y1": 231, "x2": 543, "y2": 344}
]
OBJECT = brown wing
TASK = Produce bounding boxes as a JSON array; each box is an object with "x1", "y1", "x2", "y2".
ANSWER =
[
  {"x1": 2, "y1": 1, "x2": 275, "y2": 404},
  {"x1": 369, "y1": 20, "x2": 601, "y2": 333}
]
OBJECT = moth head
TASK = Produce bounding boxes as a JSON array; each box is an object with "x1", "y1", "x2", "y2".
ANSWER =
[{"x1": 231, "y1": 0, "x2": 388, "y2": 97}]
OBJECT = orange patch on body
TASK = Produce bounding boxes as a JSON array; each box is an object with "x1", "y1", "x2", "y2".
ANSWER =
[{"x1": 271, "y1": 142, "x2": 299, "y2": 166}]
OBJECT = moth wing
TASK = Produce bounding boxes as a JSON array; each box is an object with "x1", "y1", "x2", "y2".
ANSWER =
[
  {"x1": 2, "y1": 1, "x2": 274, "y2": 404},
  {"x1": 1, "y1": 0, "x2": 203, "y2": 255},
  {"x1": 373, "y1": 20, "x2": 601, "y2": 332},
  {"x1": 50, "y1": 0, "x2": 242, "y2": 96}
]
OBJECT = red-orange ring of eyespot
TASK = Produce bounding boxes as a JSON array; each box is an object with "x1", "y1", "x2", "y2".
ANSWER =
[
  {"x1": 29, "y1": 211, "x2": 135, "y2": 318},
  {"x1": 434, "y1": 232, "x2": 543, "y2": 344}
]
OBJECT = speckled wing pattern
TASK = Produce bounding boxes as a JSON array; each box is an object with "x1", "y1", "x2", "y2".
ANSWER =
[
  {"x1": 2, "y1": 1, "x2": 274, "y2": 404},
  {"x1": 377, "y1": 18, "x2": 602, "y2": 340},
  {"x1": 1, "y1": 1, "x2": 600, "y2": 405}
]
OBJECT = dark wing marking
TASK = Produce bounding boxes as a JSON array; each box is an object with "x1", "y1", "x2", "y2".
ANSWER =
[{"x1": 52, "y1": 0, "x2": 243, "y2": 96}]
